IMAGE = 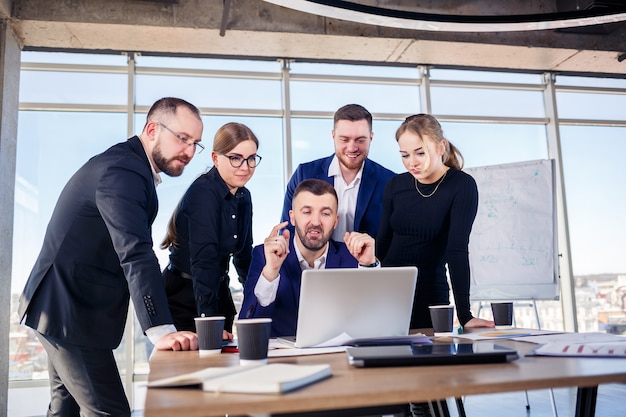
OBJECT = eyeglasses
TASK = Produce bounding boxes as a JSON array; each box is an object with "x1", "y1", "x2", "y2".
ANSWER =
[
  {"x1": 219, "y1": 153, "x2": 262, "y2": 168},
  {"x1": 158, "y1": 122, "x2": 205, "y2": 154}
]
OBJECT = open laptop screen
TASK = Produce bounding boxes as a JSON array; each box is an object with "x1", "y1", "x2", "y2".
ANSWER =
[{"x1": 285, "y1": 266, "x2": 418, "y2": 348}]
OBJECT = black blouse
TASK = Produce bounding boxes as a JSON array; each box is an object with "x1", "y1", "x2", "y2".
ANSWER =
[
  {"x1": 377, "y1": 168, "x2": 478, "y2": 327},
  {"x1": 168, "y1": 166, "x2": 253, "y2": 317}
]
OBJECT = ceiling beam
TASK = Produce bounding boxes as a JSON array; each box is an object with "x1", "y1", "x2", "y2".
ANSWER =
[{"x1": 8, "y1": 0, "x2": 626, "y2": 76}]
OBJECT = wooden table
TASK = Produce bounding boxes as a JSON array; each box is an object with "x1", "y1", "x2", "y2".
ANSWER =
[{"x1": 144, "y1": 337, "x2": 626, "y2": 417}]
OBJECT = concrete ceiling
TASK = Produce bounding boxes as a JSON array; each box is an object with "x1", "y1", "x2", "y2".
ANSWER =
[{"x1": 3, "y1": 0, "x2": 626, "y2": 76}]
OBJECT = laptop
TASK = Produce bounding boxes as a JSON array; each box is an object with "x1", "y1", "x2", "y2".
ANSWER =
[
  {"x1": 345, "y1": 342, "x2": 519, "y2": 367},
  {"x1": 278, "y1": 266, "x2": 418, "y2": 348}
]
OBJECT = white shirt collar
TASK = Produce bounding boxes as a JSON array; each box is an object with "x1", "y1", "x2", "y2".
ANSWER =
[
  {"x1": 293, "y1": 239, "x2": 329, "y2": 270},
  {"x1": 138, "y1": 136, "x2": 162, "y2": 187},
  {"x1": 328, "y1": 155, "x2": 364, "y2": 186},
  {"x1": 149, "y1": 162, "x2": 162, "y2": 187}
]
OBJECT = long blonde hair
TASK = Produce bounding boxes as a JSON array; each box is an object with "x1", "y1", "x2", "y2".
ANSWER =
[{"x1": 395, "y1": 114, "x2": 464, "y2": 170}]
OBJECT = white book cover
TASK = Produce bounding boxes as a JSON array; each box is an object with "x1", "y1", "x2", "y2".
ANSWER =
[
  {"x1": 148, "y1": 366, "x2": 243, "y2": 388},
  {"x1": 148, "y1": 363, "x2": 332, "y2": 394}
]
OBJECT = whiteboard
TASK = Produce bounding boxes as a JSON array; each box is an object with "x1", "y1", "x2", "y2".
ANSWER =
[{"x1": 466, "y1": 159, "x2": 559, "y2": 301}]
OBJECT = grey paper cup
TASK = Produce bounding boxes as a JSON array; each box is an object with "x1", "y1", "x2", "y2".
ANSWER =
[
  {"x1": 235, "y1": 318, "x2": 272, "y2": 366},
  {"x1": 429, "y1": 305, "x2": 455, "y2": 336},
  {"x1": 194, "y1": 316, "x2": 225, "y2": 357}
]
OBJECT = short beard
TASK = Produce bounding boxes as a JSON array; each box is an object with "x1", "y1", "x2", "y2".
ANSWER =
[
  {"x1": 153, "y1": 142, "x2": 186, "y2": 177},
  {"x1": 337, "y1": 153, "x2": 364, "y2": 171},
  {"x1": 295, "y1": 225, "x2": 330, "y2": 251}
]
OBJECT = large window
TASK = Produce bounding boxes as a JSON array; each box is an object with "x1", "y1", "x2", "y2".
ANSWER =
[{"x1": 9, "y1": 52, "x2": 626, "y2": 414}]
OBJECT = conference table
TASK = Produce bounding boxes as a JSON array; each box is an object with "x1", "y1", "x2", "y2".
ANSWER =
[{"x1": 144, "y1": 332, "x2": 626, "y2": 417}]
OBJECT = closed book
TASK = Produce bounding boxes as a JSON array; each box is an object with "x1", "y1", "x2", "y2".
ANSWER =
[
  {"x1": 202, "y1": 363, "x2": 332, "y2": 394},
  {"x1": 148, "y1": 366, "x2": 240, "y2": 388},
  {"x1": 148, "y1": 363, "x2": 332, "y2": 394}
]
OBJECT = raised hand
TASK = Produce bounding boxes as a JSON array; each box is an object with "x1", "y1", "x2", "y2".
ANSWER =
[
  {"x1": 343, "y1": 231, "x2": 376, "y2": 266},
  {"x1": 262, "y1": 221, "x2": 291, "y2": 281}
]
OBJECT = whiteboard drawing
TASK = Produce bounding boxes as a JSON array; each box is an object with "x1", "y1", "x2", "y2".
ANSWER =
[{"x1": 467, "y1": 159, "x2": 559, "y2": 300}]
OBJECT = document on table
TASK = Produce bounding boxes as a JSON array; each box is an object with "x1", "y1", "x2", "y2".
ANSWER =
[
  {"x1": 269, "y1": 336, "x2": 348, "y2": 357},
  {"x1": 456, "y1": 328, "x2": 561, "y2": 341},
  {"x1": 512, "y1": 331, "x2": 625, "y2": 344},
  {"x1": 268, "y1": 332, "x2": 430, "y2": 357},
  {"x1": 524, "y1": 332, "x2": 626, "y2": 357},
  {"x1": 269, "y1": 345, "x2": 347, "y2": 357},
  {"x1": 530, "y1": 341, "x2": 626, "y2": 357}
]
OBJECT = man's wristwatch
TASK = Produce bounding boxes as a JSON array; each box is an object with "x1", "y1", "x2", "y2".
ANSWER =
[{"x1": 359, "y1": 258, "x2": 380, "y2": 268}]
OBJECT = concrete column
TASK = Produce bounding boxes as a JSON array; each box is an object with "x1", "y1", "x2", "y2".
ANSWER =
[{"x1": 0, "y1": 19, "x2": 21, "y2": 415}]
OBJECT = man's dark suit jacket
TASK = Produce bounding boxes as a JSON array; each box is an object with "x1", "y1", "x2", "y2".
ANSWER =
[
  {"x1": 280, "y1": 155, "x2": 396, "y2": 238},
  {"x1": 18, "y1": 136, "x2": 172, "y2": 349},
  {"x1": 239, "y1": 239, "x2": 358, "y2": 337}
]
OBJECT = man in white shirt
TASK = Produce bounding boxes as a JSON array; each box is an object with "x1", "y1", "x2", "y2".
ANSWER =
[
  {"x1": 241, "y1": 179, "x2": 378, "y2": 336},
  {"x1": 280, "y1": 104, "x2": 396, "y2": 241}
]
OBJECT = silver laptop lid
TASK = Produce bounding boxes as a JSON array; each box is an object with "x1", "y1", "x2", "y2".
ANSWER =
[{"x1": 294, "y1": 266, "x2": 418, "y2": 348}]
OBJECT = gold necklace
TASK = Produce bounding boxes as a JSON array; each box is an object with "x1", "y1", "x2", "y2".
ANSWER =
[{"x1": 414, "y1": 169, "x2": 448, "y2": 198}]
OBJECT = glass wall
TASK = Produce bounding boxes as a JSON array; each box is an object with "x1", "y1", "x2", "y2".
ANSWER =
[
  {"x1": 9, "y1": 51, "x2": 626, "y2": 413},
  {"x1": 556, "y1": 73, "x2": 626, "y2": 333},
  {"x1": 12, "y1": 52, "x2": 129, "y2": 384}
]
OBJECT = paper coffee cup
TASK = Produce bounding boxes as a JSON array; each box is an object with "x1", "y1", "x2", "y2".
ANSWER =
[
  {"x1": 195, "y1": 316, "x2": 225, "y2": 357},
  {"x1": 429, "y1": 305, "x2": 455, "y2": 336},
  {"x1": 235, "y1": 318, "x2": 272, "y2": 366},
  {"x1": 491, "y1": 302, "x2": 514, "y2": 329}
]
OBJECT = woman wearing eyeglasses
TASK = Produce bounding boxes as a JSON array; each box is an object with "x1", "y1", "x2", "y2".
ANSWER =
[{"x1": 161, "y1": 122, "x2": 262, "y2": 340}]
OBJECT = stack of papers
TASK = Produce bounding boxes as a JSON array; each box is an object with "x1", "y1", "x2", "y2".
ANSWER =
[{"x1": 456, "y1": 328, "x2": 561, "y2": 341}]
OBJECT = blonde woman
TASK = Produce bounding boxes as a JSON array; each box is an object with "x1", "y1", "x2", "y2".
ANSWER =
[{"x1": 377, "y1": 114, "x2": 493, "y2": 331}]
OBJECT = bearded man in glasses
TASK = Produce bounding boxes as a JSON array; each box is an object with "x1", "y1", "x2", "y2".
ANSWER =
[{"x1": 18, "y1": 97, "x2": 203, "y2": 417}]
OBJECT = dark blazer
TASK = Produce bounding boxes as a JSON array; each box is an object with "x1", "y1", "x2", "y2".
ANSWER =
[
  {"x1": 239, "y1": 239, "x2": 358, "y2": 337},
  {"x1": 18, "y1": 136, "x2": 172, "y2": 349},
  {"x1": 280, "y1": 155, "x2": 396, "y2": 238}
]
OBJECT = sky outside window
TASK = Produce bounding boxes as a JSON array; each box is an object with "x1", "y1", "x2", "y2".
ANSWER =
[{"x1": 9, "y1": 52, "x2": 626, "y2": 389}]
